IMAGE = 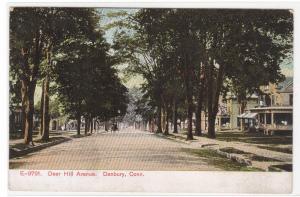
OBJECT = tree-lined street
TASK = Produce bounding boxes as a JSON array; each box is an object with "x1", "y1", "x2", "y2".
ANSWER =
[
  {"x1": 10, "y1": 127, "x2": 292, "y2": 171},
  {"x1": 9, "y1": 8, "x2": 293, "y2": 172}
]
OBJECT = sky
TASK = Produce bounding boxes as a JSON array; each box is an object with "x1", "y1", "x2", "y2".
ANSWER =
[
  {"x1": 97, "y1": 8, "x2": 145, "y2": 88},
  {"x1": 97, "y1": 8, "x2": 137, "y2": 44}
]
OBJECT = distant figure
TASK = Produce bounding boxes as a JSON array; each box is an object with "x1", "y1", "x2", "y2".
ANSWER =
[{"x1": 111, "y1": 123, "x2": 118, "y2": 132}]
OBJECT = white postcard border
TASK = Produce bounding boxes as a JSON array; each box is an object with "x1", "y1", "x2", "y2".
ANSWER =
[{"x1": 1, "y1": 0, "x2": 300, "y2": 196}]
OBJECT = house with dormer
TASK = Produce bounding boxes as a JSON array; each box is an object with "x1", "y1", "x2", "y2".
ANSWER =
[{"x1": 239, "y1": 77, "x2": 293, "y2": 134}]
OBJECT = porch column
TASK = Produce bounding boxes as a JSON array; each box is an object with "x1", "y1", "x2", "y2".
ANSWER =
[
  {"x1": 56, "y1": 119, "x2": 59, "y2": 131},
  {"x1": 264, "y1": 113, "x2": 267, "y2": 125},
  {"x1": 240, "y1": 119, "x2": 244, "y2": 131},
  {"x1": 271, "y1": 113, "x2": 274, "y2": 127}
]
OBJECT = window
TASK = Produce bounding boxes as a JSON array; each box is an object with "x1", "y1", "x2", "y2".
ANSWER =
[
  {"x1": 265, "y1": 95, "x2": 271, "y2": 106},
  {"x1": 266, "y1": 113, "x2": 271, "y2": 124},
  {"x1": 274, "y1": 113, "x2": 293, "y2": 125}
]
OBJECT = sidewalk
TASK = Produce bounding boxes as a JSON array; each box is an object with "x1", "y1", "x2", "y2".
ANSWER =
[
  {"x1": 165, "y1": 130, "x2": 292, "y2": 171},
  {"x1": 9, "y1": 130, "x2": 106, "y2": 159}
]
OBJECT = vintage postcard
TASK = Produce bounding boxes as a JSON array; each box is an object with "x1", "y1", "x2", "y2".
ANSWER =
[{"x1": 7, "y1": 2, "x2": 295, "y2": 194}]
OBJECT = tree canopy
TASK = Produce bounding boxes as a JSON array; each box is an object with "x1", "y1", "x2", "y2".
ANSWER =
[{"x1": 112, "y1": 8, "x2": 293, "y2": 139}]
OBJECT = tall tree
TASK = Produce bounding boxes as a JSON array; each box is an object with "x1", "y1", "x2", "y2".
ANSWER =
[
  {"x1": 10, "y1": 8, "x2": 100, "y2": 143},
  {"x1": 10, "y1": 8, "x2": 44, "y2": 144}
]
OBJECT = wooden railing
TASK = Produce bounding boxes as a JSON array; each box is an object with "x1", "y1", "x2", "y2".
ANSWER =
[{"x1": 264, "y1": 124, "x2": 292, "y2": 131}]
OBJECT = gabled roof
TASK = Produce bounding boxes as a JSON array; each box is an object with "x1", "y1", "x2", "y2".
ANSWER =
[{"x1": 277, "y1": 77, "x2": 293, "y2": 93}]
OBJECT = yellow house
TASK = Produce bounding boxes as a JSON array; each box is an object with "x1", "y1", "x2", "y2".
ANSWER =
[{"x1": 239, "y1": 77, "x2": 293, "y2": 134}]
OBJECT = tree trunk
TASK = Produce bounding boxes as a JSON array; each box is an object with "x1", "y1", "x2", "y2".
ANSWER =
[
  {"x1": 21, "y1": 50, "x2": 30, "y2": 144},
  {"x1": 207, "y1": 59, "x2": 215, "y2": 138},
  {"x1": 185, "y1": 66, "x2": 193, "y2": 140},
  {"x1": 178, "y1": 118, "x2": 181, "y2": 130},
  {"x1": 39, "y1": 80, "x2": 44, "y2": 136},
  {"x1": 150, "y1": 118, "x2": 154, "y2": 132},
  {"x1": 90, "y1": 117, "x2": 93, "y2": 133},
  {"x1": 208, "y1": 61, "x2": 225, "y2": 139},
  {"x1": 208, "y1": 112, "x2": 216, "y2": 138},
  {"x1": 41, "y1": 45, "x2": 52, "y2": 141},
  {"x1": 92, "y1": 118, "x2": 95, "y2": 132},
  {"x1": 76, "y1": 113, "x2": 81, "y2": 136},
  {"x1": 21, "y1": 55, "x2": 36, "y2": 145},
  {"x1": 195, "y1": 85, "x2": 203, "y2": 136},
  {"x1": 195, "y1": 62, "x2": 205, "y2": 136},
  {"x1": 21, "y1": 106, "x2": 26, "y2": 138},
  {"x1": 104, "y1": 121, "x2": 108, "y2": 131},
  {"x1": 164, "y1": 107, "x2": 169, "y2": 135},
  {"x1": 96, "y1": 120, "x2": 100, "y2": 132},
  {"x1": 76, "y1": 101, "x2": 82, "y2": 136},
  {"x1": 156, "y1": 104, "x2": 162, "y2": 133},
  {"x1": 26, "y1": 84, "x2": 36, "y2": 144},
  {"x1": 172, "y1": 99, "x2": 178, "y2": 133},
  {"x1": 152, "y1": 118, "x2": 155, "y2": 132},
  {"x1": 186, "y1": 94, "x2": 193, "y2": 140},
  {"x1": 24, "y1": 102, "x2": 34, "y2": 145},
  {"x1": 84, "y1": 117, "x2": 89, "y2": 135},
  {"x1": 21, "y1": 82, "x2": 27, "y2": 139},
  {"x1": 22, "y1": 29, "x2": 42, "y2": 144},
  {"x1": 195, "y1": 106, "x2": 202, "y2": 136},
  {"x1": 41, "y1": 75, "x2": 50, "y2": 141},
  {"x1": 182, "y1": 49, "x2": 194, "y2": 140},
  {"x1": 9, "y1": 111, "x2": 16, "y2": 133}
]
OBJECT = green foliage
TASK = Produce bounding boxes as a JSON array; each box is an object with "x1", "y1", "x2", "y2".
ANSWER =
[
  {"x1": 54, "y1": 34, "x2": 128, "y2": 121},
  {"x1": 10, "y1": 7, "x2": 129, "y2": 134},
  {"x1": 112, "y1": 9, "x2": 292, "y2": 127},
  {"x1": 9, "y1": 7, "x2": 102, "y2": 109},
  {"x1": 9, "y1": 75, "x2": 22, "y2": 110},
  {"x1": 113, "y1": 9, "x2": 187, "y2": 120},
  {"x1": 35, "y1": 96, "x2": 61, "y2": 118},
  {"x1": 9, "y1": 8, "x2": 293, "y2": 138}
]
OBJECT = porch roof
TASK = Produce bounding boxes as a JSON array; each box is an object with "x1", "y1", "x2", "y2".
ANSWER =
[
  {"x1": 249, "y1": 106, "x2": 293, "y2": 113},
  {"x1": 238, "y1": 112, "x2": 258, "y2": 119}
]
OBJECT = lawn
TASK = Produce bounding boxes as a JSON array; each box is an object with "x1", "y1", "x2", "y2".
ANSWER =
[
  {"x1": 214, "y1": 131, "x2": 292, "y2": 145},
  {"x1": 182, "y1": 148, "x2": 264, "y2": 171},
  {"x1": 256, "y1": 145, "x2": 292, "y2": 154}
]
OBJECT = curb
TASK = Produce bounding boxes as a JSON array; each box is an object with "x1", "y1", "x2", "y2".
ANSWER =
[
  {"x1": 156, "y1": 133, "x2": 191, "y2": 144},
  {"x1": 9, "y1": 137, "x2": 71, "y2": 159},
  {"x1": 268, "y1": 166, "x2": 284, "y2": 172},
  {"x1": 162, "y1": 133, "x2": 253, "y2": 166},
  {"x1": 268, "y1": 164, "x2": 292, "y2": 172},
  {"x1": 215, "y1": 149, "x2": 252, "y2": 166}
]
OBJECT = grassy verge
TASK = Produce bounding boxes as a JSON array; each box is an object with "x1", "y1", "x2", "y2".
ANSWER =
[
  {"x1": 215, "y1": 131, "x2": 292, "y2": 145},
  {"x1": 182, "y1": 148, "x2": 263, "y2": 171},
  {"x1": 10, "y1": 136, "x2": 66, "y2": 150},
  {"x1": 257, "y1": 145, "x2": 292, "y2": 154},
  {"x1": 180, "y1": 130, "x2": 292, "y2": 145},
  {"x1": 219, "y1": 147, "x2": 250, "y2": 154},
  {"x1": 250, "y1": 155, "x2": 281, "y2": 162},
  {"x1": 168, "y1": 134, "x2": 188, "y2": 141}
]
